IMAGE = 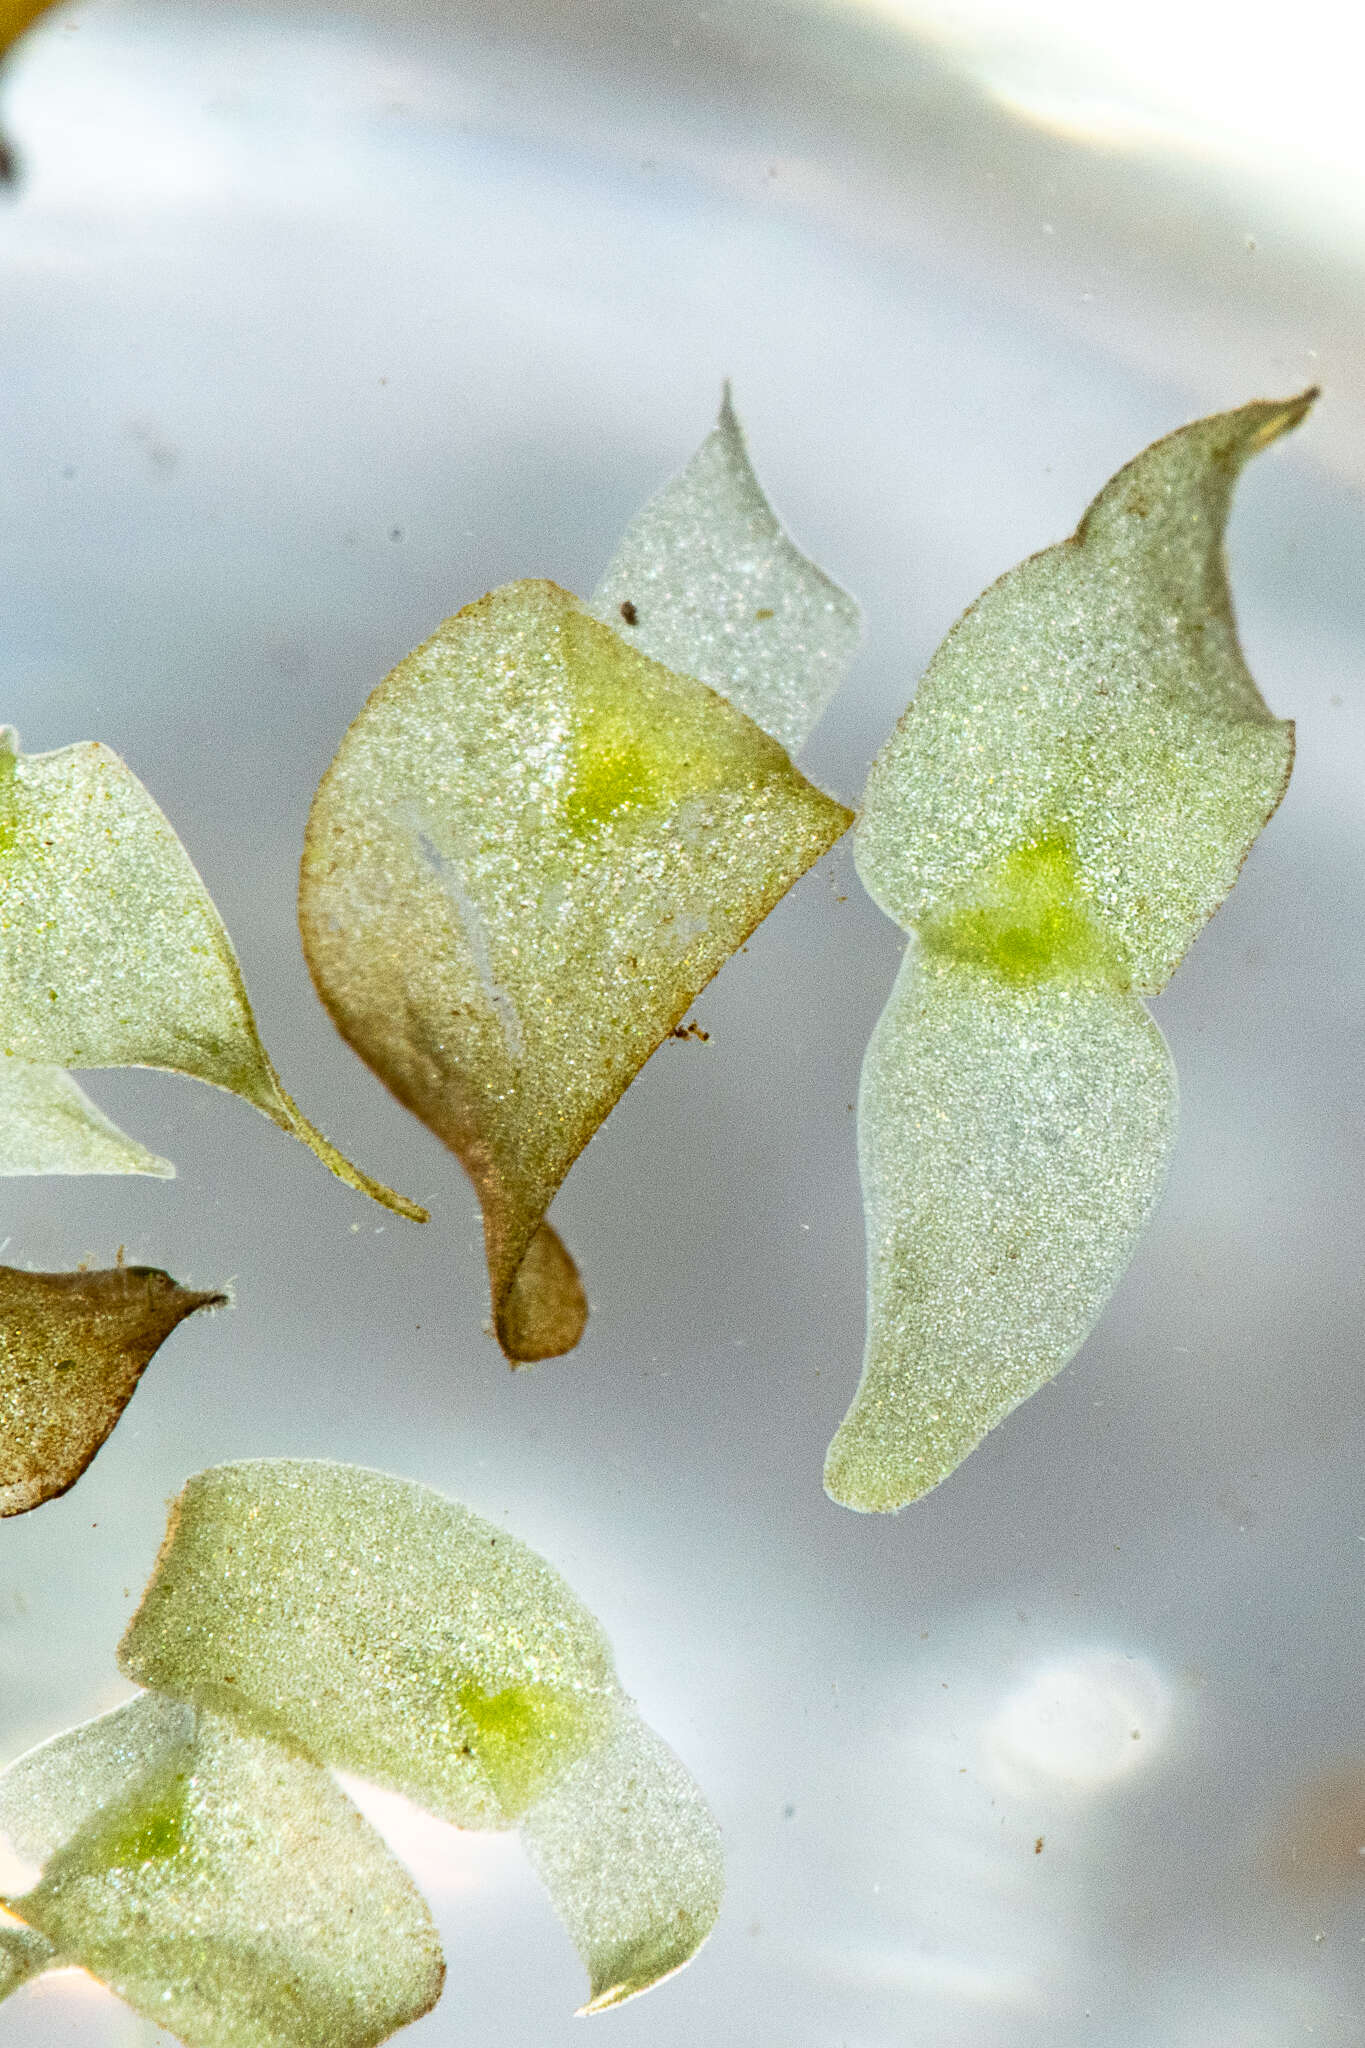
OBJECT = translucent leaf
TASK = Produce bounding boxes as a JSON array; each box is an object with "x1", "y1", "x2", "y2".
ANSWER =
[
  {"x1": 119, "y1": 1459, "x2": 619, "y2": 1830},
  {"x1": 0, "y1": 730, "x2": 424, "y2": 1221},
  {"x1": 0, "y1": 1693, "x2": 192, "y2": 1868},
  {"x1": 824, "y1": 953, "x2": 1176, "y2": 1511},
  {"x1": 0, "y1": 1262, "x2": 227, "y2": 1516},
  {"x1": 0, "y1": 1920, "x2": 53, "y2": 2000},
  {"x1": 0, "y1": 1060, "x2": 172, "y2": 1177},
  {"x1": 856, "y1": 396, "x2": 1312, "y2": 993},
  {"x1": 522, "y1": 1697, "x2": 724, "y2": 2013},
  {"x1": 589, "y1": 387, "x2": 861, "y2": 753},
  {"x1": 832, "y1": 396, "x2": 1311, "y2": 1510},
  {"x1": 119, "y1": 1460, "x2": 724, "y2": 2006},
  {"x1": 2, "y1": 1696, "x2": 445, "y2": 2048},
  {"x1": 299, "y1": 580, "x2": 851, "y2": 1360}
]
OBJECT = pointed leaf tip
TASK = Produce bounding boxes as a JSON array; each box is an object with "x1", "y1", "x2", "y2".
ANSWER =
[
  {"x1": 0, "y1": 1263, "x2": 228, "y2": 1516},
  {"x1": 0, "y1": 735, "x2": 423, "y2": 1217},
  {"x1": 590, "y1": 388, "x2": 861, "y2": 752},
  {"x1": 0, "y1": 1062, "x2": 173, "y2": 1178}
]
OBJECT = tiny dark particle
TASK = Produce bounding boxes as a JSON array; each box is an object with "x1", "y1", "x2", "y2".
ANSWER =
[
  {"x1": 619, "y1": 600, "x2": 638, "y2": 626},
  {"x1": 1034, "y1": 1836, "x2": 1044, "y2": 1854}
]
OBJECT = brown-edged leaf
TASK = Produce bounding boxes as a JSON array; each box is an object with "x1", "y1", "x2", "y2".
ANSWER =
[{"x1": 0, "y1": 1263, "x2": 227, "y2": 1515}]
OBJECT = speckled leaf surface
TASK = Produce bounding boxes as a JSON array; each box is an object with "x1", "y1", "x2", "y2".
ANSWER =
[
  {"x1": 0, "y1": 730, "x2": 423, "y2": 1218},
  {"x1": 856, "y1": 398, "x2": 1309, "y2": 992},
  {"x1": 0, "y1": 1694, "x2": 192, "y2": 1869},
  {"x1": 523, "y1": 1697, "x2": 724, "y2": 2013},
  {"x1": 119, "y1": 1459, "x2": 619, "y2": 1830},
  {"x1": 120, "y1": 1459, "x2": 723, "y2": 2008},
  {"x1": 300, "y1": 579, "x2": 851, "y2": 1360},
  {"x1": 1, "y1": 1697, "x2": 445, "y2": 2048},
  {"x1": 0, "y1": 1060, "x2": 172, "y2": 1176},
  {"x1": 830, "y1": 395, "x2": 1311, "y2": 1511},
  {"x1": 590, "y1": 388, "x2": 861, "y2": 753},
  {"x1": 0, "y1": 1920, "x2": 53, "y2": 2000},
  {"x1": 0, "y1": 1263, "x2": 227, "y2": 1516},
  {"x1": 824, "y1": 954, "x2": 1176, "y2": 1511}
]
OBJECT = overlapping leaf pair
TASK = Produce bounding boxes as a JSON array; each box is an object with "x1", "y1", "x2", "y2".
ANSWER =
[
  {"x1": 1, "y1": 396, "x2": 858, "y2": 1364},
  {"x1": 0, "y1": 1460, "x2": 723, "y2": 2043},
  {"x1": 825, "y1": 393, "x2": 1314, "y2": 1511}
]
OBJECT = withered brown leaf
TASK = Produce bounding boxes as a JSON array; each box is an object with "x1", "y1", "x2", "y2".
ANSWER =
[{"x1": 0, "y1": 1263, "x2": 227, "y2": 1515}]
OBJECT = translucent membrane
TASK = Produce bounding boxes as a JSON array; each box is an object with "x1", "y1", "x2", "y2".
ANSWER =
[
  {"x1": 523, "y1": 1698, "x2": 725, "y2": 2013},
  {"x1": 300, "y1": 576, "x2": 852, "y2": 1361},
  {"x1": 590, "y1": 387, "x2": 861, "y2": 754},
  {"x1": 0, "y1": 730, "x2": 423, "y2": 1219},
  {"x1": 829, "y1": 394, "x2": 1313, "y2": 1511},
  {"x1": 0, "y1": 1062, "x2": 172, "y2": 1177},
  {"x1": 0, "y1": 1694, "x2": 445, "y2": 2048},
  {"x1": 0, "y1": 1262, "x2": 227, "y2": 1516}
]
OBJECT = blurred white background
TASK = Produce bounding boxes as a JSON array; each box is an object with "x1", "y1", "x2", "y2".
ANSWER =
[{"x1": 0, "y1": 2, "x2": 1361, "y2": 2042}]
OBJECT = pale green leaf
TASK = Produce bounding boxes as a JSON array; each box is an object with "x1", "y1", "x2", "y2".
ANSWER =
[
  {"x1": 523, "y1": 1697, "x2": 724, "y2": 2013},
  {"x1": 0, "y1": 1262, "x2": 227, "y2": 1516},
  {"x1": 0, "y1": 1920, "x2": 54, "y2": 2001},
  {"x1": 0, "y1": 1059, "x2": 172, "y2": 1176},
  {"x1": 119, "y1": 1459, "x2": 724, "y2": 2007},
  {"x1": 119, "y1": 1459, "x2": 618, "y2": 1830},
  {"x1": 2, "y1": 1695, "x2": 445, "y2": 2048},
  {"x1": 856, "y1": 396, "x2": 1311, "y2": 993},
  {"x1": 831, "y1": 395, "x2": 1311, "y2": 1510},
  {"x1": 0, "y1": 730, "x2": 424, "y2": 1220},
  {"x1": 824, "y1": 952, "x2": 1176, "y2": 1512},
  {"x1": 300, "y1": 579, "x2": 851, "y2": 1360},
  {"x1": 0, "y1": 1693, "x2": 193, "y2": 1867},
  {"x1": 590, "y1": 387, "x2": 861, "y2": 753}
]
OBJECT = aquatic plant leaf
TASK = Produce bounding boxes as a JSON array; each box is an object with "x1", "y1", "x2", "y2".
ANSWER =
[
  {"x1": 299, "y1": 579, "x2": 851, "y2": 1360},
  {"x1": 856, "y1": 396, "x2": 1310, "y2": 993},
  {"x1": 0, "y1": 1060, "x2": 172, "y2": 1176},
  {"x1": 590, "y1": 387, "x2": 861, "y2": 753},
  {"x1": 3, "y1": 1696, "x2": 445, "y2": 2048},
  {"x1": 831, "y1": 394, "x2": 1311, "y2": 1510},
  {"x1": 824, "y1": 952, "x2": 1176, "y2": 1511},
  {"x1": 0, "y1": 1693, "x2": 192, "y2": 1868},
  {"x1": 0, "y1": 729, "x2": 424, "y2": 1220},
  {"x1": 0, "y1": 1920, "x2": 53, "y2": 2000},
  {"x1": 523, "y1": 1697, "x2": 724, "y2": 2012},
  {"x1": 0, "y1": 1263, "x2": 227, "y2": 1517},
  {"x1": 120, "y1": 1460, "x2": 724, "y2": 2008},
  {"x1": 119, "y1": 1459, "x2": 618, "y2": 1829}
]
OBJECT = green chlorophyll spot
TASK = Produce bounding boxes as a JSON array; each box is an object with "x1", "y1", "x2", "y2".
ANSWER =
[
  {"x1": 454, "y1": 1681, "x2": 599, "y2": 1816},
  {"x1": 918, "y1": 828, "x2": 1128, "y2": 989}
]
